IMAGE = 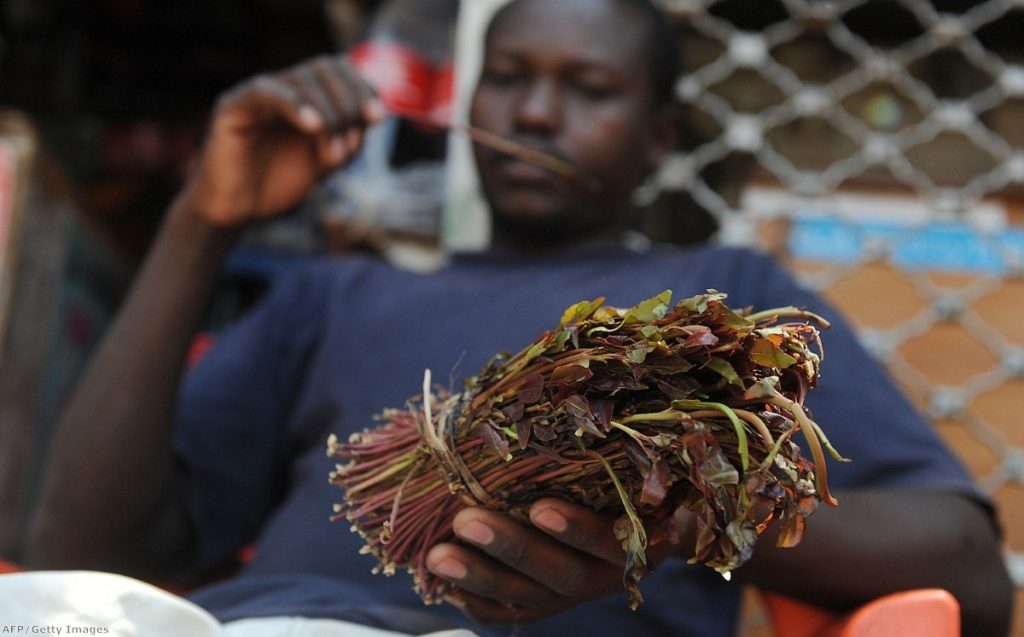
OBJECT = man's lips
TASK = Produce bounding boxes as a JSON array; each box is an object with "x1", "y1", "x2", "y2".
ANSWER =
[
  {"x1": 471, "y1": 131, "x2": 602, "y2": 191},
  {"x1": 480, "y1": 136, "x2": 580, "y2": 188},
  {"x1": 493, "y1": 155, "x2": 566, "y2": 185},
  {"x1": 477, "y1": 133, "x2": 571, "y2": 172},
  {"x1": 479, "y1": 137, "x2": 602, "y2": 192}
]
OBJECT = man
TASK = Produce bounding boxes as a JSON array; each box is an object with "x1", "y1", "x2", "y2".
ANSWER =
[{"x1": 27, "y1": 0, "x2": 1012, "y2": 636}]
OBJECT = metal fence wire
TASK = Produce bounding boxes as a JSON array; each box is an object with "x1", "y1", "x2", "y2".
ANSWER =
[{"x1": 650, "y1": 0, "x2": 1024, "y2": 602}]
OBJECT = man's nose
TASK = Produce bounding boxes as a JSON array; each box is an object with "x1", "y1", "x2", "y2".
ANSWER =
[{"x1": 513, "y1": 77, "x2": 561, "y2": 134}]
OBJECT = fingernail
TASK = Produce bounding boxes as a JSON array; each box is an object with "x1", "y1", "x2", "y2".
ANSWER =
[
  {"x1": 456, "y1": 520, "x2": 494, "y2": 546},
  {"x1": 344, "y1": 129, "x2": 362, "y2": 153},
  {"x1": 365, "y1": 99, "x2": 387, "y2": 122},
  {"x1": 329, "y1": 136, "x2": 346, "y2": 161},
  {"x1": 431, "y1": 557, "x2": 467, "y2": 580},
  {"x1": 532, "y1": 508, "x2": 568, "y2": 533},
  {"x1": 298, "y1": 105, "x2": 322, "y2": 129}
]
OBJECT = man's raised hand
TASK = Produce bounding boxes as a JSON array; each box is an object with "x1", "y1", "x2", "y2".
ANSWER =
[{"x1": 181, "y1": 55, "x2": 385, "y2": 228}]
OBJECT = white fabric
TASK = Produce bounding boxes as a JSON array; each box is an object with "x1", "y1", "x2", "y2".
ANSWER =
[
  {"x1": 0, "y1": 571, "x2": 478, "y2": 637},
  {"x1": 442, "y1": 0, "x2": 511, "y2": 251},
  {"x1": 223, "y1": 617, "x2": 475, "y2": 637}
]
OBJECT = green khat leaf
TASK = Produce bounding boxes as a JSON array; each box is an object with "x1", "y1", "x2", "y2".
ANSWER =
[
  {"x1": 623, "y1": 290, "x2": 673, "y2": 325},
  {"x1": 560, "y1": 297, "x2": 606, "y2": 326},
  {"x1": 639, "y1": 324, "x2": 661, "y2": 339},
  {"x1": 645, "y1": 355, "x2": 695, "y2": 374},
  {"x1": 716, "y1": 304, "x2": 752, "y2": 331},
  {"x1": 706, "y1": 357, "x2": 744, "y2": 387},
  {"x1": 523, "y1": 341, "x2": 547, "y2": 365},
  {"x1": 554, "y1": 329, "x2": 572, "y2": 351},
  {"x1": 593, "y1": 450, "x2": 648, "y2": 611},
  {"x1": 743, "y1": 377, "x2": 780, "y2": 400},
  {"x1": 670, "y1": 399, "x2": 749, "y2": 470},
  {"x1": 676, "y1": 289, "x2": 727, "y2": 314},
  {"x1": 699, "y1": 447, "x2": 740, "y2": 487},
  {"x1": 626, "y1": 344, "x2": 655, "y2": 364},
  {"x1": 750, "y1": 338, "x2": 799, "y2": 369},
  {"x1": 725, "y1": 520, "x2": 757, "y2": 564}
]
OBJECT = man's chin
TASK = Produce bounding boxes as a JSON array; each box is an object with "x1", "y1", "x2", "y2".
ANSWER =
[
  {"x1": 485, "y1": 188, "x2": 627, "y2": 247},
  {"x1": 490, "y1": 207, "x2": 592, "y2": 246}
]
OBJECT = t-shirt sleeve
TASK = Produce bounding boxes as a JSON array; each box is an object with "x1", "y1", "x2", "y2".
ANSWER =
[
  {"x1": 173, "y1": 264, "x2": 329, "y2": 570},
  {"x1": 736, "y1": 251, "x2": 982, "y2": 497}
]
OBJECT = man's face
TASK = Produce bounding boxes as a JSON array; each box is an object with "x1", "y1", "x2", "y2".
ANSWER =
[{"x1": 470, "y1": 0, "x2": 663, "y2": 244}]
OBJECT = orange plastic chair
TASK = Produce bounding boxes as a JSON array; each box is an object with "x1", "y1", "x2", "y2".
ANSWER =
[
  {"x1": 0, "y1": 558, "x2": 22, "y2": 574},
  {"x1": 763, "y1": 589, "x2": 960, "y2": 637}
]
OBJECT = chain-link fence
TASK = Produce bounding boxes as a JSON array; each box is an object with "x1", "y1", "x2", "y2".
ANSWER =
[{"x1": 647, "y1": 0, "x2": 1023, "y2": 631}]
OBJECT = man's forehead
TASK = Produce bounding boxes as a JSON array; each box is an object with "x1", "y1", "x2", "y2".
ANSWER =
[
  {"x1": 487, "y1": 0, "x2": 646, "y2": 41},
  {"x1": 484, "y1": 0, "x2": 648, "y2": 62}
]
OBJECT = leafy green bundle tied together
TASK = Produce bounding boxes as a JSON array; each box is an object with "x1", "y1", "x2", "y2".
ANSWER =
[{"x1": 329, "y1": 290, "x2": 846, "y2": 609}]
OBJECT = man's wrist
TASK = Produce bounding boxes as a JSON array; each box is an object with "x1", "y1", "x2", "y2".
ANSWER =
[{"x1": 165, "y1": 189, "x2": 245, "y2": 256}]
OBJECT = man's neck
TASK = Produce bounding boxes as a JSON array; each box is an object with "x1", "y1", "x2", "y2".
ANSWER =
[{"x1": 486, "y1": 229, "x2": 648, "y2": 260}]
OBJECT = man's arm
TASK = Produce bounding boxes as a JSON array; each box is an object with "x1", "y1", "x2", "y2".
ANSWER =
[
  {"x1": 741, "y1": 489, "x2": 1012, "y2": 637},
  {"x1": 426, "y1": 491, "x2": 1012, "y2": 637},
  {"x1": 24, "y1": 202, "x2": 235, "y2": 579},
  {"x1": 25, "y1": 56, "x2": 382, "y2": 581}
]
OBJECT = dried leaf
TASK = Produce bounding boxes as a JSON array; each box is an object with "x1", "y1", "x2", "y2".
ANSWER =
[
  {"x1": 478, "y1": 421, "x2": 511, "y2": 461},
  {"x1": 502, "y1": 401, "x2": 525, "y2": 422},
  {"x1": 590, "y1": 399, "x2": 614, "y2": 429},
  {"x1": 775, "y1": 512, "x2": 805, "y2": 548},
  {"x1": 516, "y1": 373, "x2": 545, "y2": 404},
  {"x1": 564, "y1": 394, "x2": 604, "y2": 438},
  {"x1": 514, "y1": 416, "x2": 532, "y2": 450},
  {"x1": 550, "y1": 361, "x2": 594, "y2": 386},
  {"x1": 532, "y1": 422, "x2": 558, "y2": 442},
  {"x1": 640, "y1": 458, "x2": 671, "y2": 506},
  {"x1": 681, "y1": 326, "x2": 718, "y2": 349}
]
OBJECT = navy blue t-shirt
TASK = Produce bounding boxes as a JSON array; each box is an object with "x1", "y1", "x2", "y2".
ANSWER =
[{"x1": 177, "y1": 245, "x2": 979, "y2": 637}]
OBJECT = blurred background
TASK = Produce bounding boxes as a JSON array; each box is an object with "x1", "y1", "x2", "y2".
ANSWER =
[{"x1": 0, "y1": 0, "x2": 1022, "y2": 633}]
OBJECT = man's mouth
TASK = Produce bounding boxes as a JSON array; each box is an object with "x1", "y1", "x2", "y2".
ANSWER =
[
  {"x1": 494, "y1": 155, "x2": 566, "y2": 185},
  {"x1": 473, "y1": 132, "x2": 579, "y2": 181}
]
